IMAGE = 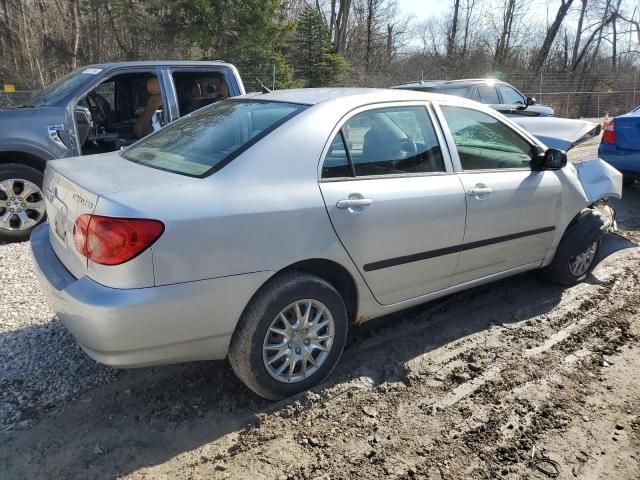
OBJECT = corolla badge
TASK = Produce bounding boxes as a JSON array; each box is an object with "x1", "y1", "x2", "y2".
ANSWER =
[{"x1": 72, "y1": 193, "x2": 94, "y2": 209}]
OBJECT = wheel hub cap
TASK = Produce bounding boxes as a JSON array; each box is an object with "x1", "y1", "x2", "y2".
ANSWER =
[
  {"x1": 568, "y1": 240, "x2": 598, "y2": 277},
  {"x1": 262, "y1": 299, "x2": 335, "y2": 384},
  {"x1": 0, "y1": 179, "x2": 45, "y2": 231}
]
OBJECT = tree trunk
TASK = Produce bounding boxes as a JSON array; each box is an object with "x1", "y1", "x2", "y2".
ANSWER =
[
  {"x1": 530, "y1": 0, "x2": 574, "y2": 74},
  {"x1": 446, "y1": 0, "x2": 461, "y2": 60},
  {"x1": 70, "y1": 0, "x2": 81, "y2": 70},
  {"x1": 571, "y1": 0, "x2": 587, "y2": 67}
]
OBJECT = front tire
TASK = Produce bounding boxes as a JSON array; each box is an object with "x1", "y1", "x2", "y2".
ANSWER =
[
  {"x1": 228, "y1": 272, "x2": 348, "y2": 400},
  {"x1": 0, "y1": 163, "x2": 46, "y2": 242},
  {"x1": 540, "y1": 210, "x2": 604, "y2": 286}
]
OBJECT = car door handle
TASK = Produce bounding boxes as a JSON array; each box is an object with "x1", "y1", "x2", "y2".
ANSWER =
[
  {"x1": 467, "y1": 187, "x2": 493, "y2": 196},
  {"x1": 336, "y1": 198, "x2": 373, "y2": 209}
]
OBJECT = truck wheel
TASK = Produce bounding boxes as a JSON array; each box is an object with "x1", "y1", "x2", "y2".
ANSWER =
[
  {"x1": 540, "y1": 210, "x2": 605, "y2": 286},
  {"x1": 622, "y1": 176, "x2": 635, "y2": 188},
  {"x1": 228, "y1": 272, "x2": 348, "y2": 400},
  {"x1": 0, "y1": 163, "x2": 46, "y2": 242}
]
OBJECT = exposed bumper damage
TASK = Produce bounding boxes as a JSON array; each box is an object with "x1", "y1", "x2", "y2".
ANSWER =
[{"x1": 573, "y1": 158, "x2": 623, "y2": 204}]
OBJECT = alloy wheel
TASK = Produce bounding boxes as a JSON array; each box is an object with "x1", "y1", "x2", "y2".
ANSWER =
[
  {"x1": 262, "y1": 299, "x2": 335, "y2": 383},
  {"x1": 0, "y1": 178, "x2": 46, "y2": 231},
  {"x1": 568, "y1": 240, "x2": 598, "y2": 277}
]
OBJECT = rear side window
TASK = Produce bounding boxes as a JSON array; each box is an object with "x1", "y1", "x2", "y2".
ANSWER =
[
  {"x1": 440, "y1": 106, "x2": 533, "y2": 170},
  {"x1": 122, "y1": 100, "x2": 307, "y2": 177},
  {"x1": 322, "y1": 106, "x2": 445, "y2": 178},
  {"x1": 172, "y1": 70, "x2": 231, "y2": 115},
  {"x1": 439, "y1": 87, "x2": 472, "y2": 98},
  {"x1": 477, "y1": 86, "x2": 500, "y2": 104}
]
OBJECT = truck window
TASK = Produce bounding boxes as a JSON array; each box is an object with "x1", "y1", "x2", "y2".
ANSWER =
[
  {"x1": 76, "y1": 71, "x2": 163, "y2": 155},
  {"x1": 171, "y1": 71, "x2": 231, "y2": 116}
]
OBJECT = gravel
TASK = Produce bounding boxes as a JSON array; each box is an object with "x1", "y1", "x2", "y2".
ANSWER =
[{"x1": 0, "y1": 241, "x2": 118, "y2": 431}]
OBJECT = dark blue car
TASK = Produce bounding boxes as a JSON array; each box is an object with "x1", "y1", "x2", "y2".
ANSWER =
[{"x1": 599, "y1": 107, "x2": 640, "y2": 187}]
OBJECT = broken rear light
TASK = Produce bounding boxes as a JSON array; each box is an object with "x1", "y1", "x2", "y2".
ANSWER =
[{"x1": 73, "y1": 214, "x2": 164, "y2": 265}]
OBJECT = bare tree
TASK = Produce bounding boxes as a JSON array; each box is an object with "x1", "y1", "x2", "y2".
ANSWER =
[{"x1": 530, "y1": 0, "x2": 574, "y2": 73}]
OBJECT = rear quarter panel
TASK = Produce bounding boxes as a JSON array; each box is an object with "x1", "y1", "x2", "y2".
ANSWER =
[{"x1": 100, "y1": 105, "x2": 372, "y2": 309}]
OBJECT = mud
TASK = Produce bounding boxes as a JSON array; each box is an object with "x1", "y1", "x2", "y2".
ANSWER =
[{"x1": 1, "y1": 171, "x2": 639, "y2": 479}]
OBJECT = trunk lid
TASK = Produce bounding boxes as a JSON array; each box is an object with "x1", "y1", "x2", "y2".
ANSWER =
[
  {"x1": 613, "y1": 112, "x2": 640, "y2": 151},
  {"x1": 44, "y1": 164, "x2": 99, "y2": 279},
  {"x1": 44, "y1": 151, "x2": 193, "y2": 279}
]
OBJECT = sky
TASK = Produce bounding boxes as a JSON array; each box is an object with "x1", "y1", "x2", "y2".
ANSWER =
[{"x1": 395, "y1": 0, "x2": 566, "y2": 24}]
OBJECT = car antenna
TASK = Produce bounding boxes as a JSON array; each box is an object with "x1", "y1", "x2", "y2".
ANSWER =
[{"x1": 256, "y1": 78, "x2": 271, "y2": 94}]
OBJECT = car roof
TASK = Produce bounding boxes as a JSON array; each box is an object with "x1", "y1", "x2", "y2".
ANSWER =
[
  {"x1": 81, "y1": 60, "x2": 236, "y2": 70},
  {"x1": 393, "y1": 78, "x2": 508, "y2": 89},
  {"x1": 241, "y1": 87, "x2": 478, "y2": 107}
]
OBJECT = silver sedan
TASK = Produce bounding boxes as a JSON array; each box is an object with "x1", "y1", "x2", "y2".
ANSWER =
[{"x1": 30, "y1": 88, "x2": 622, "y2": 399}]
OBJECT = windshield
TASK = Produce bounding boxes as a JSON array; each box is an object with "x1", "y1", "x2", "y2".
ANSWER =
[
  {"x1": 28, "y1": 68, "x2": 96, "y2": 107},
  {"x1": 122, "y1": 100, "x2": 308, "y2": 177}
]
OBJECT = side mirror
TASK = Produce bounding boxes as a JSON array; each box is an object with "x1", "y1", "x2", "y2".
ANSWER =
[
  {"x1": 531, "y1": 147, "x2": 567, "y2": 170},
  {"x1": 541, "y1": 148, "x2": 567, "y2": 170},
  {"x1": 526, "y1": 96, "x2": 537, "y2": 106}
]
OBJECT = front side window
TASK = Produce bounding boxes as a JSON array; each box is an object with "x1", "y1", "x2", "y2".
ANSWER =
[
  {"x1": 477, "y1": 86, "x2": 500, "y2": 104},
  {"x1": 322, "y1": 105, "x2": 444, "y2": 178},
  {"x1": 440, "y1": 106, "x2": 533, "y2": 170},
  {"x1": 498, "y1": 85, "x2": 525, "y2": 105},
  {"x1": 122, "y1": 100, "x2": 307, "y2": 176}
]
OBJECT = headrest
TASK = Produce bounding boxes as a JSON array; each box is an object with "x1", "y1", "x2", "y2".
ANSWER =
[
  {"x1": 191, "y1": 82, "x2": 202, "y2": 98},
  {"x1": 147, "y1": 77, "x2": 161, "y2": 95},
  {"x1": 218, "y1": 79, "x2": 229, "y2": 98}
]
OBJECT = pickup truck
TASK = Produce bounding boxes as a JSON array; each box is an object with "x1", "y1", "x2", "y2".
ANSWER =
[{"x1": 0, "y1": 61, "x2": 245, "y2": 241}]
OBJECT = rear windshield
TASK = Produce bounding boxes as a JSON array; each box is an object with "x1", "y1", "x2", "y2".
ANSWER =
[{"x1": 122, "y1": 100, "x2": 307, "y2": 177}]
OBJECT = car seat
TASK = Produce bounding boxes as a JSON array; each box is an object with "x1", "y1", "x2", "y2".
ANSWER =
[{"x1": 133, "y1": 77, "x2": 163, "y2": 139}]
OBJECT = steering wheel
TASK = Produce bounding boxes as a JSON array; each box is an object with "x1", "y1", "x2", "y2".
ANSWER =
[
  {"x1": 86, "y1": 93, "x2": 108, "y2": 128},
  {"x1": 399, "y1": 138, "x2": 418, "y2": 157}
]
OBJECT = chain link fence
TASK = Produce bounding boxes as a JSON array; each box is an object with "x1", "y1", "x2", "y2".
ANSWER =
[{"x1": 3, "y1": 64, "x2": 639, "y2": 119}]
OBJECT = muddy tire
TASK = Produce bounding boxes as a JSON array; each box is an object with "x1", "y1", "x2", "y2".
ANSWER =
[
  {"x1": 622, "y1": 176, "x2": 635, "y2": 188},
  {"x1": 540, "y1": 210, "x2": 605, "y2": 286},
  {"x1": 0, "y1": 163, "x2": 46, "y2": 243},
  {"x1": 228, "y1": 272, "x2": 348, "y2": 400}
]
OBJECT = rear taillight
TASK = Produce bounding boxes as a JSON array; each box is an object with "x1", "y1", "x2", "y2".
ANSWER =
[
  {"x1": 601, "y1": 119, "x2": 615, "y2": 144},
  {"x1": 73, "y1": 214, "x2": 164, "y2": 265}
]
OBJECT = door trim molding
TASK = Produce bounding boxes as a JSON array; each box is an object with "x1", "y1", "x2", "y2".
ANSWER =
[{"x1": 363, "y1": 226, "x2": 555, "y2": 272}]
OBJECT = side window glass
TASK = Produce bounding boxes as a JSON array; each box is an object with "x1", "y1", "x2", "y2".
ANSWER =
[
  {"x1": 340, "y1": 106, "x2": 445, "y2": 177},
  {"x1": 322, "y1": 131, "x2": 352, "y2": 179},
  {"x1": 440, "y1": 106, "x2": 533, "y2": 170},
  {"x1": 93, "y1": 81, "x2": 115, "y2": 107},
  {"x1": 498, "y1": 86, "x2": 525, "y2": 105},
  {"x1": 477, "y1": 86, "x2": 500, "y2": 104},
  {"x1": 171, "y1": 71, "x2": 231, "y2": 116}
]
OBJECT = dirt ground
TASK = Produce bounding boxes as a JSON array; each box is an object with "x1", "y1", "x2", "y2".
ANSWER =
[{"x1": 2, "y1": 147, "x2": 640, "y2": 479}]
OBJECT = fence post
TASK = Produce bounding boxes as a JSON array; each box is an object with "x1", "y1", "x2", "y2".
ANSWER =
[
  {"x1": 538, "y1": 72, "x2": 543, "y2": 103},
  {"x1": 597, "y1": 94, "x2": 600, "y2": 118},
  {"x1": 566, "y1": 92, "x2": 570, "y2": 118},
  {"x1": 272, "y1": 63, "x2": 276, "y2": 91}
]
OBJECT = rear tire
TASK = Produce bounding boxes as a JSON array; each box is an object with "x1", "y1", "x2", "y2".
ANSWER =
[
  {"x1": 0, "y1": 163, "x2": 45, "y2": 242},
  {"x1": 228, "y1": 272, "x2": 348, "y2": 400},
  {"x1": 622, "y1": 176, "x2": 635, "y2": 188}
]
